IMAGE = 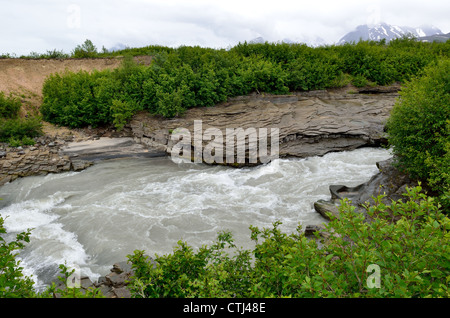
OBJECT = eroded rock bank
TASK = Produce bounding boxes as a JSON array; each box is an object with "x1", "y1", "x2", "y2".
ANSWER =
[
  {"x1": 306, "y1": 157, "x2": 418, "y2": 237},
  {"x1": 0, "y1": 135, "x2": 93, "y2": 186},
  {"x1": 0, "y1": 126, "x2": 166, "y2": 187},
  {"x1": 130, "y1": 89, "x2": 398, "y2": 165}
]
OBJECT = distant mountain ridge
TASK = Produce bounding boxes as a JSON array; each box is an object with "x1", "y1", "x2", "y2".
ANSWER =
[
  {"x1": 418, "y1": 32, "x2": 450, "y2": 43},
  {"x1": 338, "y1": 23, "x2": 443, "y2": 44}
]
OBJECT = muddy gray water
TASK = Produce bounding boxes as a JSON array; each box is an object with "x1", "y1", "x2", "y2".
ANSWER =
[{"x1": 0, "y1": 147, "x2": 392, "y2": 288}]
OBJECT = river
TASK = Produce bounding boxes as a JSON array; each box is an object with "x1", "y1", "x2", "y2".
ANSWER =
[{"x1": 0, "y1": 147, "x2": 392, "y2": 289}]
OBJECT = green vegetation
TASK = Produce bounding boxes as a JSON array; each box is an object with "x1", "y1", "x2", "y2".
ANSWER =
[
  {"x1": 39, "y1": 38, "x2": 450, "y2": 130},
  {"x1": 0, "y1": 92, "x2": 42, "y2": 146},
  {"x1": 0, "y1": 92, "x2": 21, "y2": 119},
  {"x1": 127, "y1": 185, "x2": 449, "y2": 298},
  {"x1": 0, "y1": 216, "x2": 36, "y2": 297},
  {"x1": 71, "y1": 39, "x2": 99, "y2": 59},
  {"x1": 387, "y1": 58, "x2": 450, "y2": 209}
]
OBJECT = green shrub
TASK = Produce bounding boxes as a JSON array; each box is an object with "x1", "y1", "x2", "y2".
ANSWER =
[
  {"x1": 41, "y1": 69, "x2": 114, "y2": 128},
  {"x1": 41, "y1": 57, "x2": 147, "y2": 128},
  {"x1": 387, "y1": 58, "x2": 450, "y2": 202},
  {"x1": 0, "y1": 91, "x2": 42, "y2": 146},
  {"x1": 6, "y1": 136, "x2": 36, "y2": 147},
  {"x1": 111, "y1": 99, "x2": 134, "y2": 131},
  {"x1": 0, "y1": 92, "x2": 21, "y2": 119},
  {"x1": 0, "y1": 117, "x2": 43, "y2": 143},
  {"x1": 127, "y1": 185, "x2": 449, "y2": 298},
  {"x1": 351, "y1": 74, "x2": 369, "y2": 87},
  {"x1": 71, "y1": 39, "x2": 98, "y2": 58},
  {"x1": 0, "y1": 216, "x2": 36, "y2": 297}
]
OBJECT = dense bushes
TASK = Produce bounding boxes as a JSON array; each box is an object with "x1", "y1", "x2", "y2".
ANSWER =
[
  {"x1": 0, "y1": 117, "x2": 43, "y2": 145},
  {"x1": 0, "y1": 92, "x2": 42, "y2": 145},
  {"x1": 127, "y1": 185, "x2": 449, "y2": 298},
  {"x1": 0, "y1": 92, "x2": 21, "y2": 119},
  {"x1": 387, "y1": 58, "x2": 449, "y2": 207},
  {"x1": 40, "y1": 39, "x2": 450, "y2": 129}
]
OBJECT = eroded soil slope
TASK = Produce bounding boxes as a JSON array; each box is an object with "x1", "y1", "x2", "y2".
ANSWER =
[{"x1": 0, "y1": 58, "x2": 122, "y2": 116}]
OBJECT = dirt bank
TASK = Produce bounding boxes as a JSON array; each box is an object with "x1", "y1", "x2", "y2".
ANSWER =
[{"x1": 0, "y1": 58, "x2": 122, "y2": 116}]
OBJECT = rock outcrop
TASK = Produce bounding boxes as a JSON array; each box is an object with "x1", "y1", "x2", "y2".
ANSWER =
[
  {"x1": 0, "y1": 136, "x2": 92, "y2": 186},
  {"x1": 130, "y1": 90, "x2": 397, "y2": 166},
  {"x1": 52, "y1": 258, "x2": 158, "y2": 298},
  {"x1": 0, "y1": 135, "x2": 166, "y2": 186},
  {"x1": 311, "y1": 157, "x2": 418, "y2": 222},
  {"x1": 52, "y1": 261, "x2": 134, "y2": 298},
  {"x1": 60, "y1": 137, "x2": 166, "y2": 162}
]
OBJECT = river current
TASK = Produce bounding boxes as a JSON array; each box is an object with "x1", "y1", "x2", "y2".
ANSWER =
[{"x1": 0, "y1": 147, "x2": 392, "y2": 288}]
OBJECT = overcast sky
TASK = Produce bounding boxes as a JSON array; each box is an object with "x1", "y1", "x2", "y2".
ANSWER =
[{"x1": 1, "y1": 0, "x2": 449, "y2": 55}]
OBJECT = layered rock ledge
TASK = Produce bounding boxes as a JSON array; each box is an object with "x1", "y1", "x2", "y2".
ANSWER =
[
  {"x1": 130, "y1": 89, "x2": 398, "y2": 165},
  {"x1": 0, "y1": 135, "x2": 93, "y2": 186},
  {"x1": 60, "y1": 136, "x2": 166, "y2": 162},
  {"x1": 0, "y1": 135, "x2": 166, "y2": 187}
]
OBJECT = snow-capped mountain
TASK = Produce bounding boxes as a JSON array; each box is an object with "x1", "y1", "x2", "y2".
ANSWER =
[{"x1": 338, "y1": 23, "x2": 443, "y2": 44}]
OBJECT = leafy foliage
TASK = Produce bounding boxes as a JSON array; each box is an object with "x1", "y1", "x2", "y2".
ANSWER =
[
  {"x1": 0, "y1": 217, "x2": 36, "y2": 298},
  {"x1": 0, "y1": 92, "x2": 43, "y2": 146},
  {"x1": 387, "y1": 58, "x2": 450, "y2": 207},
  {"x1": 127, "y1": 185, "x2": 449, "y2": 298},
  {"x1": 71, "y1": 39, "x2": 98, "y2": 58},
  {"x1": 0, "y1": 92, "x2": 21, "y2": 119}
]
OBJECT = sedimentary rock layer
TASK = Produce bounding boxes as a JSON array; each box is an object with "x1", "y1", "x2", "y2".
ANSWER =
[{"x1": 130, "y1": 90, "x2": 398, "y2": 165}]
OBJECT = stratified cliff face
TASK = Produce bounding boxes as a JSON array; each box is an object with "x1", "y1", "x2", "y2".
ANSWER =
[{"x1": 130, "y1": 88, "x2": 399, "y2": 165}]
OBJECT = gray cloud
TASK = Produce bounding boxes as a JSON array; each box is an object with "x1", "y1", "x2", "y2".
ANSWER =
[{"x1": 1, "y1": 0, "x2": 449, "y2": 55}]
